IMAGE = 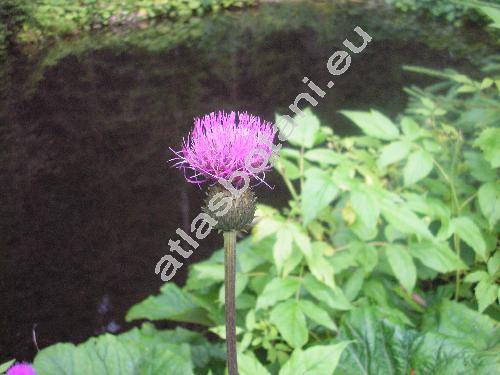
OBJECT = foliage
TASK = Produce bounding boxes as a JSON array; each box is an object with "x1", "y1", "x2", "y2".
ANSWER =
[
  {"x1": 20, "y1": 62, "x2": 499, "y2": 374},
  {"x1": 0, "y1": 0, "x2": 31, "y2": 57},
  {"x1": 2, "y1": 0, "x2": 255, "y2": 45},
  {"x1": 385, "y1": 0, "x2": 500, "y2": 28}
]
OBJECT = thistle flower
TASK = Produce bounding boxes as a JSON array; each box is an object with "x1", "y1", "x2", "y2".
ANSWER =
[
  {"x1": 7, "y1": 363, "x2": 37, "y2": 375},
  {"x1": 172, "y1": 111, "x2": 277, "y2": 186},
  {"x1": 170, "y1": 111, "x2": 277, "y2": 375}
]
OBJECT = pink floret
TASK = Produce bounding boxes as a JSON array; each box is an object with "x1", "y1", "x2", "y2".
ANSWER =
[
  {"x1": 172, "y1": 111, "x2": 277, "y2": 186},
  {"x1": 7, "y1": 363, "x2": 37, "y2": 375}
]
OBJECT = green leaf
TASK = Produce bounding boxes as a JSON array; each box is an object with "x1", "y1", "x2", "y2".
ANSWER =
[
  {"x1": 476, "y1": 279, "x2": 498, "y2": 313},
  {"x1": 298, "y1": 299, "x2": 337, "y2": 331},
  {"x1": 350, "y1": 188, "x2": 380, "y2": 231},
  {"x1": 340, "y1": 110, "x2": 399, "y2": 140},
  {"x1": 478, "y1": 182, "x2": 500, "y2": 228},
  {"x1": 303, "y1": 275, "x2": 353, "y2": 311},
  {"x1": 380, "y1": 199, "x2": 433, "y2": 239},
  {"x1": 273, "y1": 226, "x2": 294, "y2": 273},
  {"x1": 253, "y1": 216, "x2": 283, "y2": 242},
  {"x1": 421, "y1": 300, "x2": 499, "y2": 351},
  {"x1": 401, "y1": 117, "x2": 422, "y2": 140},
  {"x1": 464, "y1": 151, "x2": 496, "y2": 182},
  {"x1": 336, "y1": 303, "x2": 499, "y2": 375},
  {"x1": 34, "y1": 333, "x2": 195, "y2": 375},
  {"x1": 464, "y1": 270, "x2": 489, "y2": 283},
  {"x1": 279, "y1": 342, "x2": 349, "y2": 375},
  {"x1": 335, "y1": 306, "x2": 418, "y2": 375},
  {"x1": 304, "y1": 148, "x2": 344, "y2": 165},
  {"x1": 276, "y1": 108, "x2": 320, "y2": 148},
  {"x1": 185, "y1": 262, "x2": 224, "y2": 290},
  {"x1": 377, "y1": 141, "x2": 411, "y2": 168},
  {"x1": 126, "y1": 284, "x2": 211, "y2": 325},
  {"x1": 305, "y1": 242, "x2": 335, "y2": 288},
  {"x1": 292, "y1": 227, "x2": 312, "y2": 257},
  {"x1": 385, "y1": 245, "x2": 417, "y2": 292},
  {"x1": 410, "y1": 241, "x2": 466, "y2": 273},
  {"x1": 275, "y1": 158, "x2": 301, "y2": 180},
  {"x1": 256, "y1": 277, "x2": 300, "y2": 310},
  {"x1": 238, "y1": 237, "x2": 268, "y2": 273},
  {"x1": 451, "y1": 217, "x2": 487, "y2": 261},
  {"x1": 487, "y1": 251, "x2": 500, "y2": 276},
  {"x1": 238, "y1": 352, "x2": 271, "y2": 375},
  {"x1": 476, "y1": 4, "x2": 500, "y2": 29},
  {"x1": 342, "y1": 268, "x2": 365, "y2": 301},
  {"x1": 0, "y1": 359, "x2": 15, "y2": 373},
  {"x1": 404, "y1": 150, "x2": 434, "y2": 186},
  {"x1": 270, "y1": 300, "x2": 308, "y2": 348},
  {"x1": 301, "y1": 168, "x2": 338, "y2": 225},
  {"x1": 474, "y1": 128, "x2": 500, "y2": 168}
]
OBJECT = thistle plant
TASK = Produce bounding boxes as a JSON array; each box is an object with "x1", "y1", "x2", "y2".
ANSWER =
[{"x1": 172, "y1": 111, "x2": 277, "y2": 375}]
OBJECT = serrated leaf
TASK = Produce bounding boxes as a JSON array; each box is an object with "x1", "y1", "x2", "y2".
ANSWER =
[
  {"x1": 256, "y1": 277, "x2": 300, "y2": 310},
  {"x1": 452, "y1": 217, "x2": 487, "y2": 261},
  {"x1": 34, "y1": 333, "x2": 195, "y2": 375},
  {"x1": 464, "y1": 270, "x2": 489, "y2": 283},
  {"x1": 301, "y1": 168, "x2": 338, "y2": 225},
  {"x1": 380, "y1": 199, "x2": 433, "y2": 239},
  {"x1": 336, "y1": 302, "x2": 499, "y2": 375},
  {"x1": 478, "y1": 182, "x2": 500, "y2": 228},
  {"x1": 279, "y1": 342, "x2": 349, "y2": 375},
  {"x1": 276, "y1": 108, "x2": 320, "y2": 148},
  {"x1": 377, "y1": 141, "x2": 411, "y2": 168},
  {"x1": 238, "y1": 352, "x2": 271, "y2": 375},
  {"x1": 401, "y1": 117, "x2": 422, "y2": 140},
  {"x1": 273, "y1": 226, "x2": 294, "y2": 272},
  {"x1": 343, "y1": 268, "x2": 365, "y2": 301},
  {"x1": 404, "y1": 150, "x2": 434, "y2": 186},
  {"x1": 385, "y1": 245, "x2": 417, "y2": 292},
  {"x1": 126, "y1": 284, "x2": 211, "y2": 325},
  {"x1": 270, "y1": 300, "x2": 308, "y2": 348},
  {"x1": 252, "y1": 217, "x2": 284, "y2": 243},
  {"x1": 421, "y1": 300, "x2": 499, "y2": 351},
  {"x1": 304, "y1": 148, "x2": 344, "y2": 165},
  {"x1": 305, "y1": 250, "x2": 335, "y2": 289},
  {"x1": 292, "y1": 227, "x2": 312, "y2": 257},
  {"x1": 275, "y1": 158, "x2": 301, "y2": 180},
  {"x1": 464, "y1": 151, "x2": 496, "y2": 182},
  {"x1": 350, "y1": 189, "x2": 380, "y2": 231},
  {"x1": 476, "y1": 280, "x2": 497, "y2": 313},
  {"x1": 303, "y1": 275, "x2": 353, "y2": 311},
  {"x1": 298, "y1": 299, "x2": 337, "y2": 331},
  {"x1": 410, "y1": 241, "x2": 466, "y2": 273},
  {"x1": 474, "y1": 127, "x2": 500, "y2": 168},
  {"x1": 341, "y1": 110, "x2": 399, "y2": 140},
  {"x1": 487, "y1": 251, "x2": 500, "y2": 275}
]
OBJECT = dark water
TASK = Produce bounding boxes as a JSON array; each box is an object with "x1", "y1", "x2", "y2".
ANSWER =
[{"x1": 0, "y1": 1, "x2": 495, "y2": 362}]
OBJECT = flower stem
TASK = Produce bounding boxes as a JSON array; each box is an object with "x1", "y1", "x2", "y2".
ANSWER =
[{"x1": 224, "y1": 230, "x2": 239, "y2": 375}]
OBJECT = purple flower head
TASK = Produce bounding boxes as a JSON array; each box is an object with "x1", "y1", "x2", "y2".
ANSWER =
[
  {"x1": 7, "y1": 363, "x2": 37, "y2": 375},
  {"x1": 172, "y1": 111, "x2": 277, "y2": 187}
]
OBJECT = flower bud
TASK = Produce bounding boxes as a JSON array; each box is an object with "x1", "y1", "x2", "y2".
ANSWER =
[{"x1": 203, "y1": 185, "x2": 256, "y2": 232}]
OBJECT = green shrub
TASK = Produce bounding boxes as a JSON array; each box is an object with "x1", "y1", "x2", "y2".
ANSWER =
[
  {"x1": 8, "y1": 0, "x2": 255, "y2": 44},
  {"x1": 386, "y1": 0, "x2": 500, "y2": 28}
]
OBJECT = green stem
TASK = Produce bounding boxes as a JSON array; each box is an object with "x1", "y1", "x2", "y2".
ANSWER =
[
  {"x1": 299, "y1": 146, "x2": 305, "y2": 193},
  {"x1": 454, "y1": 233, "x2": 461, "y2": 301},
  {"x1": 450, "y1": 137, "x2": 463, "y2": 300},
  {"x1": 278, "y1": 165, "x2": 299, "y2": 201},
  {"x1": 224, "y1": 231, "x2": 239, "y2": 375}
]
